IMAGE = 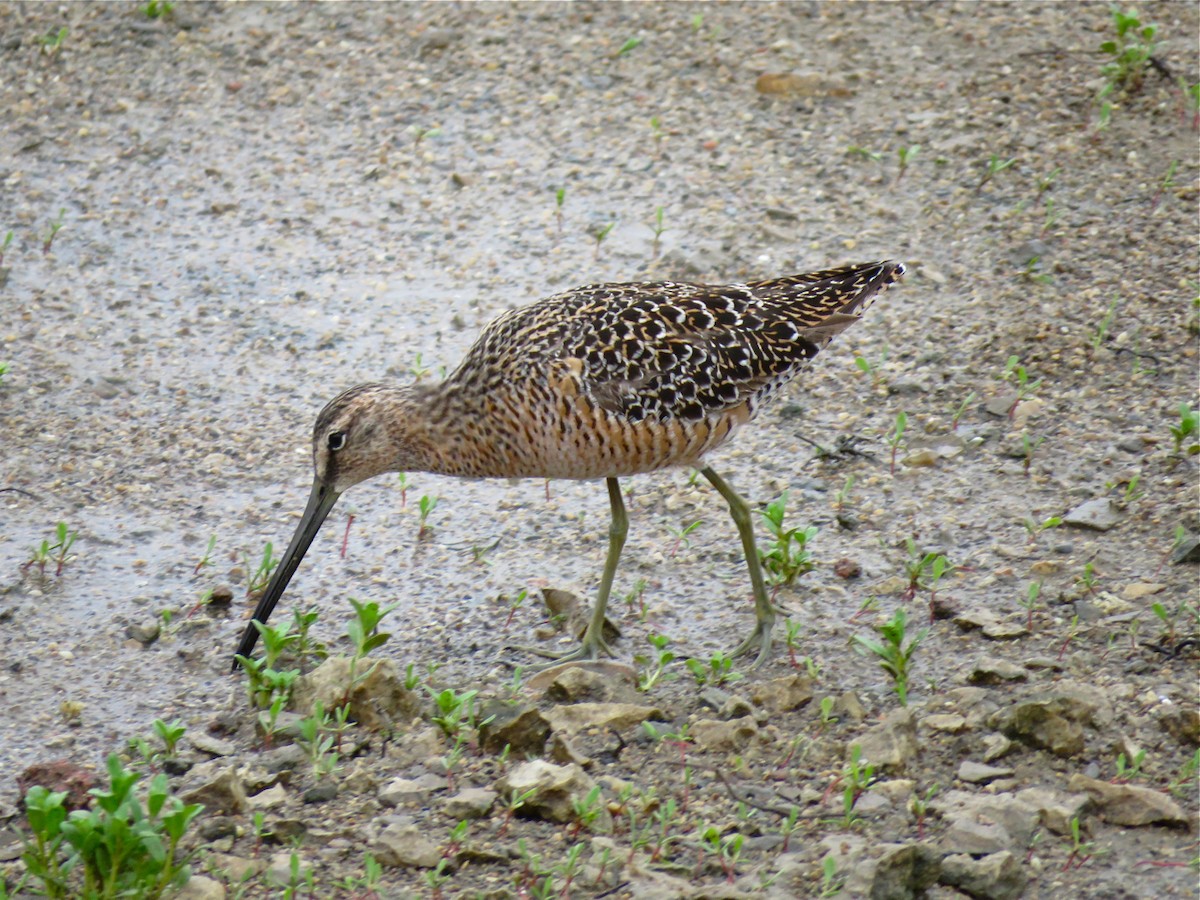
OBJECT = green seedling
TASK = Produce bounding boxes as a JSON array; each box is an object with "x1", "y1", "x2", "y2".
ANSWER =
[
  {"x1": 592, "y1": 221, "x2": 615, "y2": 260},
  {"x1": 911, "y1": 783, "x2": 940, "y2": 839},
  {"x1": 886, "y1": 411, "x2": 907, "y2": 474},
  {"x1": 1167, "y1": 748, "x2": 1200, "y2": 798},
  {"x1": 698, "y1": 824, "x2": 744, "y2": 883},
  {"x1": 396, "y1": 471, "x2": 409, "y2": 508},
  {"x1": 568, "y1": 785, "x2": 604, "y2": 838},
  {"x1": 650, "y1": 118, "x2": 665, "y2": 155},
  {"x1": 839, "y1": 743, "x2": 876, "y2": 826},
  {"x1": 502, "y1": 589, "x2": 527, "y2": 630},
  {"x1": 192, "y1": 534, "x2": 217, "y2": 575},
  {"x1": 1063, "y1": 815, "x2": 1101, "y2": 869},
  {"x1": 852, "y1": 608, "x2": 926, "y2": 706},
  {"x1": 1001, "y1": 355, "x2": 1042, "y2": 417},
  {"x1": 497, "y1": 788, "x2": 538, "y2": 837},
  {"x1": 1114, "y1": 749, "x2": 1146, "y2": 783},
  {"x1": 1075, "y1": 562, "x2": 1099, "y2": 595},
  {"x1": 42, "y1": 208, "x2": 65, "y2": 255},
  {"x1": 759, "y1": 492, "x2": 818, "y2": 586},
  {"x1": 1021, "y1": 514, "x2": 1061, "y2": 543},
  {"x1": 236, "y1": 652, "x2": 300, "y2": 710},
  {"x1": 425, "y1": 687, "x2": 482, "y2": 737},
  {"x1": 245, "y1": 542, "x2": 278, "y2": 596},
  {"x1": 895, "y1": 144, "x2": 919, "y2": 182},
  {"x1": 554, "y1": 187, "x2": 565, "y2": 235},
  {"x1": 1091, "y1": 296, "x2": 1120, "y2": 348},
  {"x1": 417, "y1": 494, "x2": 438, "y2": 538},
  {"x1": 35, "y1": 27, "x2": 67, "y2": 56},
  {"x1": 651, "y1": 204, "x2": 666, "y2": 257},
  {"x1": 1150, "y1": 159, "x2": 1179, "y2": 210},
  {"x1": 20, "y1": 754, "x2": 203, "y2": 900},
  {"x1": 846, "y1": 145, "x2": 884, "y2": 162},
  {"x1": 24, "y1": 522, "x2": 77, "y2": 577},
  {"x1": 818, "y1": 695, "x2": 838, "y2": 731},
  {"x1": 140, "y1": 0, "x2": 174, "y2": 17},
  {"x1": 635, "y1": 633, "x2": 677, "y2": 691},
  {"x1": 152, "y1": 719, "x2": 186, "y2": 759},
  {"x1": 413, "y1": 126, "x2": 442, "y2": 147},
  {"x1": 1057, "y1": 614, "x2": 1081, "y2": 661},
  {"x1": 1018, "y1": 580, "x2": 1043, "y2": 632},
  {"x1": 951, "y1": 390, "x2": 977, "y2": 430},
  {"x1": 1169, "y1": 403, "x2": 1199, "y2": 455},
  {"x1": 0, "y1": 361, "x2": 9, "y2": 382},
  {"x1": 1099, "y1": 8, "x2": 1159, "y2": 91},
  {"x1": 667, "y1": 519, "x2": 702, "y2": 557},
  {"x1": 976, "y1": 153, "x2": 1017, "y2": 193},
  {"x1": 685, "y1": 651, "x2": 742, "y2": 687},
  {"x1": 834, "y1": 475, "x2": 855, "y2": 513},
  {"x1": 295, "y1": 701, "x2": 343, "y2": 777},
  {"x1": 0, "y1": 229, "x2": 13, "y2": 266},
  {"x1": 821, "y1": 854, "x2": 845, "y2": 896},
  {"x1": 616, "y1": 36, "x2": 642, "y2": 56},
  {"x1": 902, "y1": 538, "x2": 949, "y2": 602},
  {"x1": 1022, "y1": 432, "x2": 1046, "y2": 476},
  {"x1": 852, "y1": 346, "x2": 888, "y2": 388},
  {"x1": 623, "y1": 576, "x2": 649, "y2": 619}
]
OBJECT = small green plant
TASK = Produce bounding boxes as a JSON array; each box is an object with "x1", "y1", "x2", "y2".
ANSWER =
[
  {"x1": 1075, "y1": 561, "x2": 1099, "y2": 595},
  {"x1": 568, "y1": 786, "x2": 605, "y2": 838},
  {"x1": 425, "y1": 687, "x2": 481, "y2": 738},
  {"x1": 42, "y1": 208, "x2": 65, "y2": 255},
  {"x1": 635, "y1": 633, "x2": 677, "y2": 691},
  {"x1": 623, "y1": 576, "x2": 649, "y2": 619},
  {"x1": 1167, "y1": 748, "x2": 1200, "y2": 798},
  {"x1": 502, "y1": 588, "x2": 527, "y2": 630},
  {"x1": 1113, "y1": 748, "x2": 1146, "y2": 782},
  {"x1": 295, "y1": 700, "x2": 345, "y2": 777},
  {"x1": 139, "y1": 0, "x2": 174, "y2": 17},
  {"x1": 1168, "y1": 403, "x2": 1199, "y2": 455},
  {"x1": 852, "y1": 609, "x2": 926, "y2": 706},
  {"x1": 1099, "y1": 8, "x2": 1159, "y2": 91},
  {"x1": 1022, "y1": 432, "x2": 1046, "y2": 476},
  {"x1": 245, "y1": 542, "x2": 278, "y2": 596},
  {"x1": 554, "y1": 187, "x2": 566, "y2": 234},
  {"x1": 0, "y1": 229, "x2": 13, "y2": 265},
  {"x1": 698, "y1": 824, "x2": 744, "y2": 883},
  {"x1": 667, "y1": 519, "x2": 702, "y2": 557},
  {"x1": 417, "y1": 494, "x2": 438, "y2": 538},
  {"x1": 651, "y1": 205, "x2": 666, "y2": 256},
  {"x1": 1018, "y1": 580, "x2": 1043, "y2": 632},
  {"x1": 895, "y1": 144, "x2": 919, "y2": 181},
  {"x1": 846, "y1": 145, "x2": 884, "y2": 162},
  {"x1": 35, "y1": 27, "x2": 68, "y2": 56},
  {"x1": 1021, "y1": 514, "x2": 1062, "y2": 543},
  {"x1": 852, "y1": 347, "x2": 888, "y2": 389},
  {"x1": 396, "y1": 472, "x2": 409, "y2": 508},
  {"x1": 839, "y1": 743, "x2": 876, "y2": 826},
  {"x1": 976, "y1": 153, "x2": 1017, "y2": 193},
  {"x1": 951, "y1": 390, "x2": 977, "y2": 430},
  {"x1": 685, "y1": 651, "x2": 742, "y2": 687},
  {"x1": 1001, "y1": 355, "x2": 1042, "y2": 418},
  {"x1": 192, "y1": 534, "x2": 217, "y2": 575},
  {"x1": 901, "y1": 538, "x2": 949, "y2": 603},
  {"x1": 616, "y1": 36, "x2": 642, "y2": 57},
  {"x1": 1091, "y1": 296, "x2": 1120, "y2": 349},
  {"x1": 886, "y1": 411, "x2": 907, "y2": 474},
  {"x1": 1063, "y1": 815, "x2": 1101, "y2": 869},
  {"x1": 24, "y1": 522, "x2": 77, "y2": 577},
  {"x1": 592, "y1": 221, "x2": 616, "y2": 260},
  {"x1": 1149, "y1": 159, "x2": 1179, "y2": 210},
  {"x1": 20, "y1": 755, "x2": 203, "y2": 899},
  {"x1": 759, "y1": 492, "x2": 818, "y2": 586},
  {"x1": 820, "y1": 854, "x2": 845, "y2": 896},
  {"x1": 0, "y1": 361, "x2": 9, "y2": 383}
]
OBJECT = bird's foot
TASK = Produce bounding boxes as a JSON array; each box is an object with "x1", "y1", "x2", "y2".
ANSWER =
[
  {"x1": 725, "y1": 618, "x2": 776, "y2": 669},
  {"x1": 516, "y1": 634, "x2": 617, "y2": 671}
]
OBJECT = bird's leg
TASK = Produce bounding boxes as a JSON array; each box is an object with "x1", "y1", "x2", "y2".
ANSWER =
[
  {"x1": 701, "y1": 466, "x2": 777, "y2": 668},
  {"x1": 528, "y1": 477, "x2": 626, "y2": 667}
]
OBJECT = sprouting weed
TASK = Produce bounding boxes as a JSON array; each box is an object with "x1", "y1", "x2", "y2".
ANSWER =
[
  {"x1": 616, "y1": 36, "x2": 642, "y2": 57},
  {"x1": 758, "y1": 492, "x2": 818, "y2": 587},
  {"x1": 193, "y1": 534, "x2": 217, "y2": 575},
  {"x1": 554, "y1": 187, "x2": 566, "y2": 235},
  {"x1": 846, "y1": 145, "x2": 884, "y2": 163},
  {"x1": 592, "y1": 221, "x2": 616, "y2": 260},
  {"x1": 1091, "y1": 296, "x2": 1120, "y2": 349},
  {"x1": 1168, "y1": 403, "x2": 1199, "y2": 455},
  {"x1": 951, "y1": 391, "x2": 977, "y2": 430},
  {"x1": 886, "y1": 411, "x2": 907, "y2": 474},
  {"x1": 417, "y1": 494, "x2": 438, "y2": 538},
  {"x1": 651, "y1": 205, "x2": 666, "y2": 257},
  {"x1": 851, "y1": 609, "x2": 927, "y2": 706},
  {"x1": 42, "y1": 208, "x2": 65, "y2": 255},
  {"x1": 245, "y1": 542, "x2": 278, "y2": 596},
  {"x1": 685, "y1": 651, "x2": 742, "y2": 687},
  {"x1": 667, "y1": 519, "x2": 702, "y2": 557},
  {"x1": 1017, "y1": 580, "x2": 1043, "y2": 632},
  {"x1": 895, "y1": 144, "x2": 919, "y2": 182},
  {"x1": 976, "y1": 153, "x2": 1017, "y2": 193},
  {"x1": 24, "y1": 522, "x2": 77, "y2": 577},
  {"x1": 635, "y1": 632, "x2": 677, "y2": 691}
]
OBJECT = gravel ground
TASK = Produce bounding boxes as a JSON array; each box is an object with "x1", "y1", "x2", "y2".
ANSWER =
[{"x1": 1, "y1": 2, "x2": 1197, "y2": 898}]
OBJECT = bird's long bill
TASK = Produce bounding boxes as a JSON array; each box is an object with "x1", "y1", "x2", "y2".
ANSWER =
[{"x1": 231, "y1": 479, "x2": 340, "y2": 669}]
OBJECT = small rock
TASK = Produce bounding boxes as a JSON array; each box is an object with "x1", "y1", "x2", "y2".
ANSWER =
[
  {"x1": 266, "y1": 851, "x2": 312, "y2": 886},
  {"x1": 940, "y1": 851, "x2": 1026, "y2": 900},
  {"x1": 844, "y1": 842, "x2": 940, "y2": 899},
  {"x1": 991, "y1": 683, "x2": 1112, "y2": 758},
  {"x1": 189, "y1": 733, "x2": 237, "y2": 757},
  {"x1": 379, "y1": 773, "x2": 445, "y2": 807},
  {"x1": 477, "y1": 702, "x2": 550, "y2": 755},
  {"x1": 493, "y1": 760, "x2": 606, "y2": 827},
  {"x1": 957, "y1": 761, "x2": 1014, "y2": 784},
  {"x1": 246, "y1": 784, "x2": 288, "y2": 810},
  {"x1": 754, "y1": 71, "x2": 852, "y2": 97},
  {"x1": 373, "y1": 822, "x2": 441, "y2": 868},
  {"x1": 923, "y1": 713, "x2": 967, "y2": 733},
  {"x1": 174, "y1": 874, "x2": 227, "y2": 900},
  {"x1": 540, "y1": 587, "x2": 620, "y2": 645},
  {"x1": 967, "y1": 657, "x2": 1027, "y2": 684},
  {"x1": 1062, "y1": 498, "x2": 1121, "y2": 531},
  {"x1": 207, "y1": 585, "x2": 234, "y2": 608},
  {"x1": 526, "y1": 659, "x2": 637, "y2": 693},
  {"x1": 442, "y1": 788, "x2": 497, "y2": 820},
  {"x1": 302, "y1": 783, "x2": 336, "y2": 804},
  {"x1": 125, "y1": 619, "x2": 161, "y2": 645},
  {"x1": 854, "y1": 708, "x2": 918, "y2": 773},
  {"x1": 690, "y1": 716, "x2": 758, "y2": 753},
  {"x1": 750, "y1": 674, "x2": 814, "y2": 713},
  {"x1": 1170, "y1": 532, "x2": 1200, "y2": 564},
  {"x1": 542, "y1": 665, "x2": 638, "y2": 704},
  {"x1": 836, "y1": 691, "x2": 868, "y2": 721},
  {"x1": 544, "y1": 702, "x2": 663, "y2": 735},
  {"x1": 1066, "y1": 774, "x2": 1189, "y2": 827},
  {"x1": 1014, "y1": 786, "x2": 1088, "y2": 834},
  {"x1": 179, "y1": 766, "x2": 247, "y2": 815},
  {"x1": 291, "y1": 657, "x2": 421, "y2": 731},
  {"x1": 1157, "y1": 705, "x2": 1200, "y2": 745},
  {"x1": 548, "y1": 731, "x2": 592, "y2": 767},
  {"x1": 1120, "y1": 582, "x2": 1165, "y2": 600},
  {"x1": 936, "y1": 790, "x2": 1039, "y2": 855},
  {"x1": 982, "y1": 733, "x2": 1015, "y2": 762},
  {"x1": 833, "y1": 557, "x2": 862, "y2": 578}
]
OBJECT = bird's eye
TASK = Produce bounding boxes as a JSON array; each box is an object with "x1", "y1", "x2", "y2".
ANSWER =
[{"x1": 327, "y1": 430, "x2": 347, "y2": 452}]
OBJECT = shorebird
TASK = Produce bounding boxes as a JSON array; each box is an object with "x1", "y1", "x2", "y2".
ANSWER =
[{"x1": 233, "y1": 260, "x2": 904, "y2": 670}]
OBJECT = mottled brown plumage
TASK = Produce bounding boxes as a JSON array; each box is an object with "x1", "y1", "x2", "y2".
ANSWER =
[{"x1": 234, "y1": 260, "x2": 905, "y2": 668}]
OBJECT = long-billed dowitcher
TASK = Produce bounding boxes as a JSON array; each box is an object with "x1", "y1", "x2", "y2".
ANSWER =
[{"x1": 233, "y1": 260, "x2": 905, "y2": 670}]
